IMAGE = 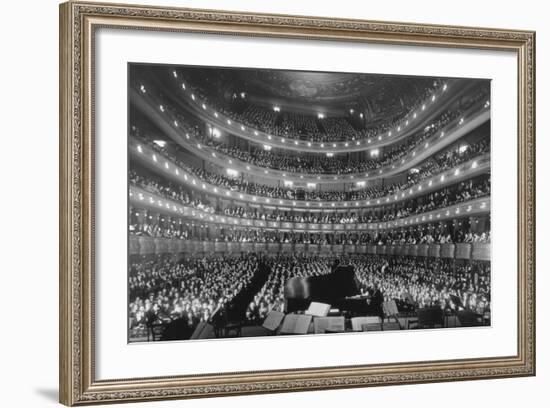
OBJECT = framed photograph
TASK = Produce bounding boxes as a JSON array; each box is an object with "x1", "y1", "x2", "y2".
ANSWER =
[{"x1": 59, "y1": 1, "x2": 536, "y2": 405}]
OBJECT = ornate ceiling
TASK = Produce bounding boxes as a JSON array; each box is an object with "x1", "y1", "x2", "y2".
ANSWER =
[
  {"x1": 236, "y1": 70, "x2": 435, "y2": 107},
  {"x1": 151, "y1": 64, "x2": 444, "y2": 118}
]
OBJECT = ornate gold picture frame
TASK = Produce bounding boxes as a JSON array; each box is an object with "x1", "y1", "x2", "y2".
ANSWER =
[{"x1": 59, "y1": 1, "x2": 535, "y2": 405}]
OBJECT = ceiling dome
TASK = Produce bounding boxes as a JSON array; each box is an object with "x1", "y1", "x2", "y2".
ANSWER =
[{"x1": 173, "y1": 66, "x2": 441, "y2": 118}]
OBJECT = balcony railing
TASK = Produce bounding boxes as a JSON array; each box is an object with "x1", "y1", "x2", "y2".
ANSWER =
[
  {"x1": 157, "y1": 75, "x2": 466, "y2": 151},
  {"x1": 132, "y1": 86, "x2": 490, "y2": 182},
  {"x1": 129, "y1": 236, "x2": 490, "y2": 261},
  {"x1": 130, "y1": 139, "x2": 490, "y2": 210},
  {"x1": 130, "y1": 184, "x2": 490, "y2": 232}
]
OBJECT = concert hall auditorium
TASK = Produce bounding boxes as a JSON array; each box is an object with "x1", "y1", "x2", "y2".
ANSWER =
[{"x1": 127, "y1": 64, "x2": 491, "y2": 342}]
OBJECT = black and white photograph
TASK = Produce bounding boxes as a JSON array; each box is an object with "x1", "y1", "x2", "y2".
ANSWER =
[{"x1": 127, "y1": 64, "x2": 491, "y2": 343}]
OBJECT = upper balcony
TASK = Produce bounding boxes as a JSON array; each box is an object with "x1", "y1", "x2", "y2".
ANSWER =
[
  {"x1": 133, "y1": 73, "x2": 482, "y2": 154},
  {"x1": 131, "y1": 86, "x2": 490, "y2": 183}
]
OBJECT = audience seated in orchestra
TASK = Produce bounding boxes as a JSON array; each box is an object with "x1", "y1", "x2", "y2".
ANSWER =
[
  {"x1": 128, "y1": 254, "x2": 491, "y2": 333},
  {"x1": 128, "y1": 255, "x2": 259, "y2": 330}
]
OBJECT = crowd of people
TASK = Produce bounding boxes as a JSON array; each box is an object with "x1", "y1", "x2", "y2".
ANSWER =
[
  {"x1": 129, "y1": 147, "x2": 491, "y2": 242},
  {"x1": 177, "y1": 99, "x2": 488, "y2": 176},
  {"x1": 129, "y1": 213, "x2": 491, "y2": 247},
  {"x1": 353, "y1": 256, "x2": 490, "y2": 312},
  {"x1": 130, "y1": 153, "x2": 490, "y2": 230},
  {"x1": 129, "y1": 206, "x2": 195, "y2": 240},
  {"x1": 212, "y1": 227, "x2": 490, "y2": 245},
  {"x1": 168, "y1": 73, "x2": 445, "y2": 142},
  {"x1": 199, "y1": 141, "x2": 380, "y2": 175},
  {"x1": 217, "y1": 230, "x2": 370, "y2": 244},
  {"x1": 222, "y1": 207, "x2": 373, "y2": 224},
  {"x1": 247, "y1": 255, "x2": 490, "y2": 323},
  {"x1": 133, "y1": 130, "x2": 490, "y2": 204},
  {"x1": 222, "y1": 172, "x2": 490, "y2": 224},
  {"x1": 128, "y1": 72, "x2": 494, "y2": 341},
  {"x1": 403, "y1": 138, "x2": 489, "y2": 189},
  {"x1": 130, "y1": 217, "x2": 190, "y2": 240},
  {"x1": 129, "y1": 255, "x2": 259, "y2": 331},
  {"x1": 371, "y1": 229, "x2": 491, "y2": 245},
  {"x1": 129, "y1": 170, "x2": 215, "y2": 213},
  {"x1": 142, "y1": 73, "x2": 489, "y2": 167},
  {"x1": 229, "y1": 105, "x2": 359, "y2": 142},
  {"x1": 373, "y1": 176, "x2": 490, "y2": 222},
  {"x1": 245, "y1": 256, "x2": 331, "y2": 322},
  {"x1": 128, "y1": 253, "x2": 490, "y2": 335}
]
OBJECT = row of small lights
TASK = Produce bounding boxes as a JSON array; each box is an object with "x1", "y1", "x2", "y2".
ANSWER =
[
  {"x1": 184, "y1": 117, "x2": 479, "y2": 183},
  {"x1": 131, "y1": 216, "x2": 479, "y2": 230},
  {"x1": 135, "y1": 142, "x2": 487, "y2": 209},
  {"x1": 194, "y1": 129, "x2": 466, "y2": 183},
  {"x1": 130, "y1": 186, "x2": 489, "y2": 231},
  {"x1": 143, "y1": 82, "x2": 488, "y2": 182},
  {"x1": 131, "y1": 213, "x2": 479, "y2": 229},
  {"x1": 162, "y1": 73, "x2": 450, "y2": 150}
]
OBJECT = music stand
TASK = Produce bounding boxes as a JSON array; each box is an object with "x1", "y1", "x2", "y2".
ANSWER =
[{"x1": 382, "y1": 300, "x2": 402, "y2": 329}]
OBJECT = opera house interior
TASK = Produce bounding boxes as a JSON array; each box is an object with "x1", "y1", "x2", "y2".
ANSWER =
[{"x1": 127, "y1": 64, "x2": 491, "y2": 342}]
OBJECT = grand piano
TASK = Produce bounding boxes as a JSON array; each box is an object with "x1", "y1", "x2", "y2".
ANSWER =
[{"x1": 283, "y1": 264, "x2": 376, "y2": 315}]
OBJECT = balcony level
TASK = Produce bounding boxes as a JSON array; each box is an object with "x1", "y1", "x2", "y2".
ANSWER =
[
  {"x1": 132, "y1": 87, "x2": 489, "y2": 183},
  {"x1": 146, "y1": 76, "x2": 472, "y2": 153},
  {"x1": 130, "y1": 184, "x2": 490, "y2": 233},
  {"x1": 129, "y1": 236, "x2": 490, "y2": 262},
  {"x1": 130, "y1": 139, "x2": 490, "y2": 210}
]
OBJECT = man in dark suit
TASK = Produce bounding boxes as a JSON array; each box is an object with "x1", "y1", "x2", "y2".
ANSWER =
[{"x1": 371, "y1": 283, "x2": 385, "y2": 320}]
